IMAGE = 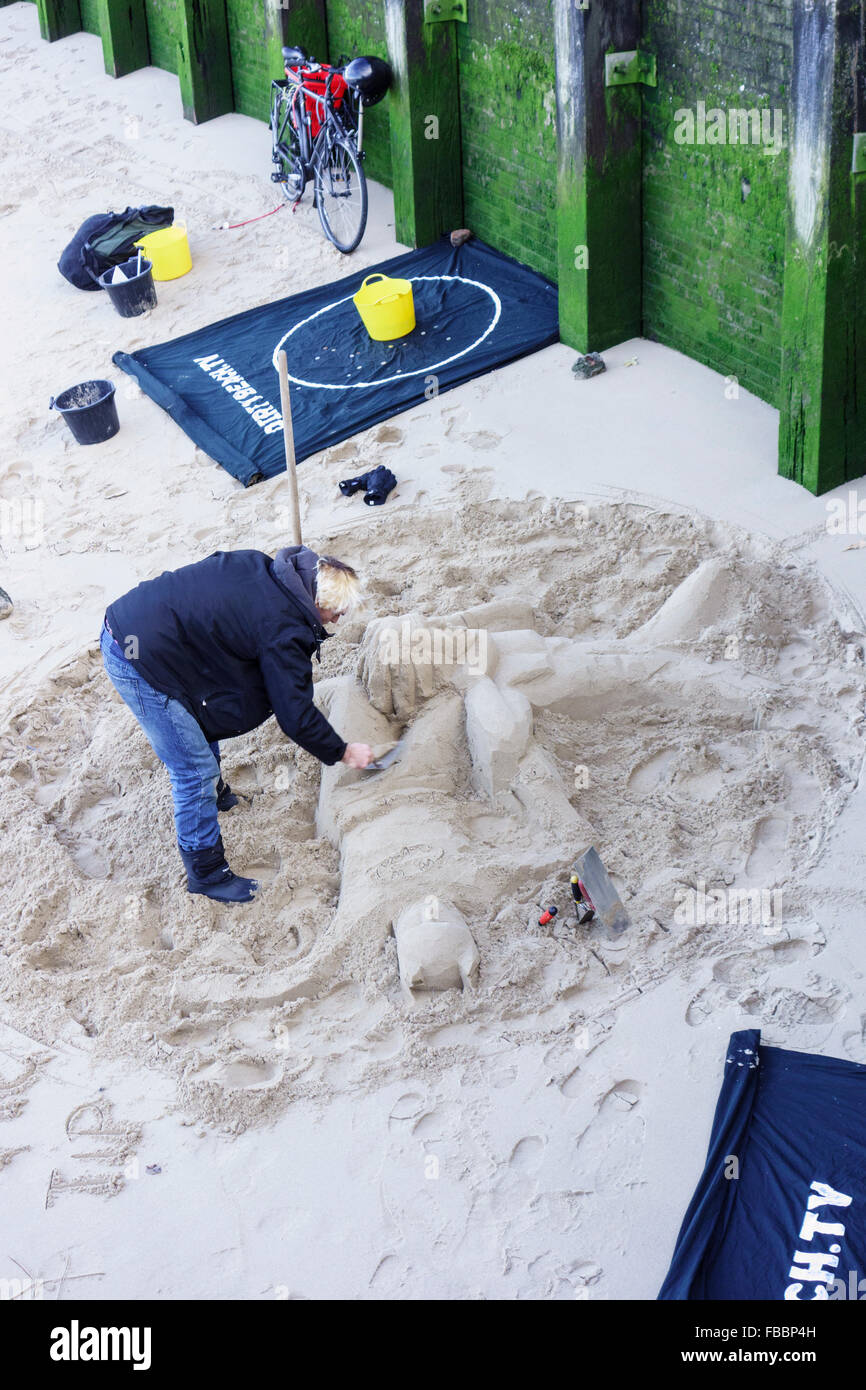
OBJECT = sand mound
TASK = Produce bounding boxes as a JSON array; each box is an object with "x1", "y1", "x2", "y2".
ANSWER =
[{"x1": 1, "y1": 499, "x2": 863, "y2": 1131}]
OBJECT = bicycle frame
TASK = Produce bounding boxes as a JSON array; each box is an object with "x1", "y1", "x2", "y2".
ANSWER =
[{"x1": 271, "y1": 68, "x2": 361, "y2": 199}]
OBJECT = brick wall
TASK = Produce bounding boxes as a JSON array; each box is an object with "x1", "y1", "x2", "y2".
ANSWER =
[
  {"x1": 143, "y1": 0, "x2": 179, "y2": 75},
  {"x1": 324, "y1": 0, "x2": 392, "y2": 187},
  {"x1": 642, "y1": 0, "x2": 793, "y2": 405},
  {"x1": 457, "y1": 0, "x2": 558, "y2": 283}
]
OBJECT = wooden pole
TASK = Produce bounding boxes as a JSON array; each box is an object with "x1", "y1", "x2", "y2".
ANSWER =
[{"x1": 277, "y1": 350, "x2": 302, "y2": 547}]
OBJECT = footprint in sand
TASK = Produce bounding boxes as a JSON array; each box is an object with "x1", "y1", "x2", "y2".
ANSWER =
[
  {"x1": 371, "y1": 425, "x2": 403, "y2": 447},
  {"x1": 242, "y1": 848, "x2": 281, "y2": 888},
  {"x1": 744, "y1": 815, "x2": 789, "y2": 883},
  {"x1": 388, "y1": 1092, "x2": 427, "y2": 1126},
  {"x1": 842, "y1": 1016, "x2": 866, "y2": 1064},
  {"x1": 572, "y1": 1081, "x2": 645, "y2": 1192},
  {"x1": 628, "y1": 748, "x2": 676, "y2": 793},
  {"x1": 710, "y1": 938, "x2": 815, "y2": 986},
  {"x1": 227, "y1": 762, "x2": 260, "y2": 796},
  {"x1": 26, "y1": 943, "x2": 72, "y2": 972},
  {"x1": 559, "y1": 1067, "x2": 582, "y2": 1098},
  {"x1": 686, "y1": 967, "x2": 846, "y2": 1036},
  {"x1": 509, "y1": 1135, "x2": 546, "y2": 1172},
  {"x1": 463, "y1": 430, "x2": 503, "y2": 451},
  {"x1": 369, "y1": 1253, "x2": 410, "y2": 1294},
  {"x1": 196, "y1": 1058, "x2": 281, "y2": 1091}
]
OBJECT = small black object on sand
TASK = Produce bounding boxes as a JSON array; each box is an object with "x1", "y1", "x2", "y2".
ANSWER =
[
  {"x1": 572, "y1": 352, "x2": 606, "y2": 379},
  {"x1": 0, "y1": 586, "x2": 12, "y2": 620},
  {"x1": 339, "y1": 465, "x2": 397, "y2": 507}
]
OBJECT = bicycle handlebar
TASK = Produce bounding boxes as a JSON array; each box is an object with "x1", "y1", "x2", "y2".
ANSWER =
[{"x1": 283, "y1": 63, "x2": 353, "y2": 116}]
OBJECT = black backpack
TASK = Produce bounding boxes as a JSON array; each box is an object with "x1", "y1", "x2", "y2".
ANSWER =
[{"x1": 58, "y1": 205, "x2": 175, "y2": 290}]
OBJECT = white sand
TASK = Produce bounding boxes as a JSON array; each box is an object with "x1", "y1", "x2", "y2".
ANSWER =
[{"x1": 3, "y1": 4, "x2": 866, "y2": 1300}]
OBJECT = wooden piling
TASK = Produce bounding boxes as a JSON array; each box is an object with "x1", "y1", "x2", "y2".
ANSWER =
[
  {"x1": 36, "y1": 0, "x2": 81, "y2": 43},
  {"x1": 97, "y1": 0, "x2": 149, "y2": 77},
  {"x1": 384, "y1": 0, "x2": 463, "y2": 248},
  {"x1": 177, "y1": 0, "x2": 234, "y2": 125},
  {"x1": 778, "y1": 0, "x2": 866, "y2": 494}
]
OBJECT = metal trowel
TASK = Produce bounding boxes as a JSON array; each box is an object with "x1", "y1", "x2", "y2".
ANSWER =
[
  {"x1": 573, "y1": 846, "x2": 629, "y2": 939},
  {"x1": 362, "y1": 740, "x2": 405, "y2": 773}
]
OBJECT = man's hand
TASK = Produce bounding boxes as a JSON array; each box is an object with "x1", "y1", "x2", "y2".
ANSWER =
[{"x1": 342, "y1": 742, "x2": 374, "y2": 769}]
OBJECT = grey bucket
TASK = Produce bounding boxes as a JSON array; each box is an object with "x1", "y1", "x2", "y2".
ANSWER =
[{"x1": 50, "y1": 379, "x2": 119, "y2": 445}]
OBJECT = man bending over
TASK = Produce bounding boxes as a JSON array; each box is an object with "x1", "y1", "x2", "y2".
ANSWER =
[{"x1": 101, "y1": 545, "x2": 373, "y2": 903}]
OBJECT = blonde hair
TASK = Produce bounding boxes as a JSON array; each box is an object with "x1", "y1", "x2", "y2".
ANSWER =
[{"x1": 315, "y1": 555, "x2": 362, "y2": 613}]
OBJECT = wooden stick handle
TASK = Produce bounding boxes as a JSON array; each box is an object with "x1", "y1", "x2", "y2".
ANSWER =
[{"x1": 277, "y1": 349, "x2": 302, "y2": 547}]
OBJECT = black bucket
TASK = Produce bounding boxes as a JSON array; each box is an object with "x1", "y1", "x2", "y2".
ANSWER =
[
  {"x1": 98, "y1": 256, "x2": 157, "y2": 317},
  {"x1": 50, "y1": 380, "x2": 120, "y2": 446}
]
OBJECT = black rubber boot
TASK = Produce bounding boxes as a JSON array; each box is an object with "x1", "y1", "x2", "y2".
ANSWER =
[
  {"x1": 179, "y1": 835, "x2": 259, "y2": 903},
  {"x1": 216, "y1": 777, "x2": 239, "y2": 812},
  {"x1": 339, "y1": 472, "x2": 370, "y2": 497},
  {"x1": 362, "y1": 464, "x2": 397, "y2": 506}
]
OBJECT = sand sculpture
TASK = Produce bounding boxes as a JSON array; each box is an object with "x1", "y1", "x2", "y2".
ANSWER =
[{"x1": 2, "y1": 500, "x2": 863, "y2": 1127}]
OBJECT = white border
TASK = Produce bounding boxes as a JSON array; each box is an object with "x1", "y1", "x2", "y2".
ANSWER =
[{"x1": 270, "y1": 274, "x2": 502, "y2": 390}]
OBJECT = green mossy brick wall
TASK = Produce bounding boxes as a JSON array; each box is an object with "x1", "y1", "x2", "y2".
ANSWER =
[
  {"x1": 225, "y1": 0, "x2": 279, "y2": 122},
  {"x1": 457, "y1": 0, "x2": 558, "y2": 283},
  {"x1": 642, "y1": 0, "x2": 793, "y2": 405},
  {"x1": 324, "y1": 0, "x2": 392, "y2": 187},
  {"x1": 79, "y1": 0, "x2": 100, "y2": 34},
  {"x1": 143, "y1": 0, "x2": 179, "y2": 75}
]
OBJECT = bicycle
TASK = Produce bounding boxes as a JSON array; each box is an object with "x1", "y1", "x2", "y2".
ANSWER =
[{"x1": 270, "y1": 47, "x2": 391, "y2": 255}]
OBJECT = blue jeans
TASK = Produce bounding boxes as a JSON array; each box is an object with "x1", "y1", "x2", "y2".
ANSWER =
[{"x1": 100, "y1": 625, "x2": 222, "y2": 852}]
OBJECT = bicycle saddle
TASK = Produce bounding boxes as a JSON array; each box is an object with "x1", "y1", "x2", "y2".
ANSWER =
[{"x1": 281, "y1": 46, "x2": 307, "y2": 65}]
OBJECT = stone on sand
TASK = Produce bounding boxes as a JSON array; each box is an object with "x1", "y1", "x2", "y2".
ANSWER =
[{"x1": 393, "y1": 897, "x2": 479, "y2": 992}]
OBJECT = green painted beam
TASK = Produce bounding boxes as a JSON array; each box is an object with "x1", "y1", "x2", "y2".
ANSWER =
[
  {"x1": 97, "y1": 0, "x2": 149, "y2": 77},
  {"x1": 177, "y1": 0, "x2": 234, "y2": 125},
  {"x1": 778, "y1": 0, "x2": 866, "y2": 494},
  {"x1": 554, "y1": 0, "x2": 642, "y2": 353},
  {"x1": 283, "y1": 0, "x2": 328, "y2": 64},
  {"x1": 36, "y1": 0, "x2": 81, "y2": 42},
  {"x1": 384, "y1": 0, "x2": 463, "y2": 248}
]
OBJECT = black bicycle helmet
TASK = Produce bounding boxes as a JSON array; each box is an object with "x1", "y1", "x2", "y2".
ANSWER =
[{"x1": 343, "y1": 56, "x2": 392, "y2": 106}]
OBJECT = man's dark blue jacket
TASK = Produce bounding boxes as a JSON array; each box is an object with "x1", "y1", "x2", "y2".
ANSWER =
[{"x1": 106, "y1": 547, "x2": 347, "y2": 764}]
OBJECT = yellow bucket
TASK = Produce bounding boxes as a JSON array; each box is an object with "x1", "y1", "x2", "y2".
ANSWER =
[
  {"x1": 134, "y1": 223, "x2": 192, "y2": 281},
  {"x1": 353, "y1": 273, "x2": 415, "y2": 341}
]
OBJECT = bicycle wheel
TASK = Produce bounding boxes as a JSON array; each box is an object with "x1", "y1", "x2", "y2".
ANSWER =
[
  {"x1": 270, "y1": 89, "x2": 305, "y2": 202},
  {"x1": 314, "y1": 133, "x2": 368, "y2": 253}
]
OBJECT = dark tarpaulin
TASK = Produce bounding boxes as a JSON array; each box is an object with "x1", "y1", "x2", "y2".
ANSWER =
[
  {"x1": 113, "y1": 236, "x2": 559, "y2": 487},
  {"x1": 658, "y1": 1030, "x2": 866, "y2": 1301}
]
